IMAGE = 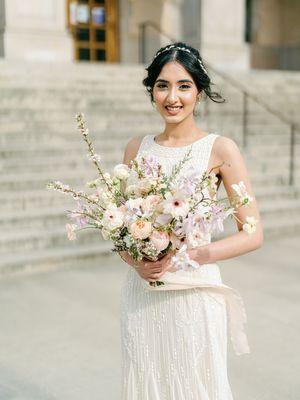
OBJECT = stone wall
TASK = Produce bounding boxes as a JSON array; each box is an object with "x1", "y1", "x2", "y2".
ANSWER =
[{"x1": 4, "y1": 0, "x2": 72, "y2": 62}]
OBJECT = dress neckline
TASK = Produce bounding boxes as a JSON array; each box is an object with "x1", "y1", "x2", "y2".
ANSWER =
[{"x1": 151, "y1": 133, "x2": 213, "y2": 149}]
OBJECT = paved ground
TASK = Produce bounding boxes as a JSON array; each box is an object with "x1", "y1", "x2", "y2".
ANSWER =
[{"x1": 0, "y1": 235, "x2": 299, "y2": 400}]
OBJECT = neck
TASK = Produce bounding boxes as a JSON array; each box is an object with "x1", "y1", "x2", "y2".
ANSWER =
[{"x1": 162, "y1": 115, "x2": 200, "y2": 142}]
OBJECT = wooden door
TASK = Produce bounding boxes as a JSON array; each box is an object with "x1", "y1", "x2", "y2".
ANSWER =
[{"x1": 66, "y1": 0, "x2": 119, "y2": 62}]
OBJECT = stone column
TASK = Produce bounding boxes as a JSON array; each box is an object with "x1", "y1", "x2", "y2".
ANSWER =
[
  {"x1": 160, "y1": 0, "x2": 184, "y2": 45},
  {"x1": 201, "y1": 0, "x2": 250, "y2": 69},
  {"x1": 0, "y1": 0, "x2": 5, "y2": 57},
  {"x1": 4, "y1": 0, "x2": 73, "y2": 62}
]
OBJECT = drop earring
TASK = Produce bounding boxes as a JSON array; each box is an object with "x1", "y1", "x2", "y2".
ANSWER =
[{"x1": 194, "y1": 95, "x2": 202, "y2": 116}]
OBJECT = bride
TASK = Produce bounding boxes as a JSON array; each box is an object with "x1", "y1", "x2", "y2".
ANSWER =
[{"x1": 118, "y1": 42, "x2": 263, "y2": 399}]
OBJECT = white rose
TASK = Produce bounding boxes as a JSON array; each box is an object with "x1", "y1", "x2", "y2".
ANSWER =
[
  {"x1": 136, "y1": 178, "x2": 156, "y2": 196},
  {"x1": 113, "y1": 164, "x2": 130, "y2": 180},
  {"x1": 125, "y1": 184, "x2": 139, "y2": 197}
]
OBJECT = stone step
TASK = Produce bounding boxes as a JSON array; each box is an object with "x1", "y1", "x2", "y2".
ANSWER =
[
  {"x1": 0, "y1": 126, "x2": 295, "y2": 144},
  {"x1": 1, "y1": 115, "x2": 289, "y2": 135},
  {"x1": 0, "y1": 240, "x2": 113, "y2": 276},
  {"x1": 1, "y1": 152, "x2": 299, "y2": 175},
  {"x1": 1, "y1": 139, "x2": 299, "y2": 159},
  {"x1": 0, "y1": 206, "x2": 73, "y2": 231},
  {"x1": 1, "y1": 92, "x2": 297, "y2": 115},
  {"x1": 0, "y1": 103, "x2": 297, "y2": 126},
  {"x1": 0, "y1": 225, "x2": 103, "y2": 255}
]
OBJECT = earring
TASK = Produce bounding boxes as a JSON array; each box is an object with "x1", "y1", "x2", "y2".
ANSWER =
[{"x1": 194, "y1": 96, "x2": 202, "y2": 116}]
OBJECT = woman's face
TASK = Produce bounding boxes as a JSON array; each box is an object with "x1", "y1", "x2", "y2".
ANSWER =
[{"x1": 152, "y1": 61, "x2": 200, "y2": 123}]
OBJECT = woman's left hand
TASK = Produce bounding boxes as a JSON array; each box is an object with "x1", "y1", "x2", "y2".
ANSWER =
[{"x1": 187, "y1": 244, "x2": 211, "y2": 265}]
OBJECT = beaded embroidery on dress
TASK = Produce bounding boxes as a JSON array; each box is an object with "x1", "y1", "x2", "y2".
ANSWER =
[{"x1": 120, "y1": 133, "x2": 250, "y2": 400}]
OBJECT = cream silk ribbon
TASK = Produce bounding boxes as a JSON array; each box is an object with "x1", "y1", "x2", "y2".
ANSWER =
[{"x1": 141, "y1": 266, "x2": 250, "y2": 356}]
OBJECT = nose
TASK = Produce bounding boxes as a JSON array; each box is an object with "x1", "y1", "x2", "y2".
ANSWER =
[{"x1": 166, "y1": 86, "x2": 179, "y2": 103}]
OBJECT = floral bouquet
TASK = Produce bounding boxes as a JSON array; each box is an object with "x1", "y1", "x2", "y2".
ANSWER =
[{"x1": 47, "y1": 113, "x2": 258, "y2": 287}]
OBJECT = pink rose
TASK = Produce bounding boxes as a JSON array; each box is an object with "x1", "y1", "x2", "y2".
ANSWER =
[
  {"x1": 141, "y1": 195, "x2": 161, "y2": 214},
  {"x1": 149, "y1": 230, "x2": 170, "y2": 252},
  {"x1": 129, "y1": 219, "x2": 152, "y2": 239}
]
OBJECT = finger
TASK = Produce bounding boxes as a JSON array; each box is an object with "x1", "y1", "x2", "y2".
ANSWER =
[
  {"x1": 150, "y1": 266, "x2": 163, "y2": 272},
  {"x1": 150, "y1": 273, "x2": 161, "y2": 279}
]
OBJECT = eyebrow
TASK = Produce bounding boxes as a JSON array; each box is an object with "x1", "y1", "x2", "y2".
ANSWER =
[{"x1": 155, "y1": 79, "x2": 193, "y2": 84}]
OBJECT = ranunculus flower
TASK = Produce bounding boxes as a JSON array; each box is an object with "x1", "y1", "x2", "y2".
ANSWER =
[
  {"x1": 129, "y1": 219, "x2": 152, "y2": 239},
  {"x1": 149, "y1": 230, "x2": 170, "y2": 252},
  {"x1": 113, "y1": 164, "x2": 130, "y2": 180}
]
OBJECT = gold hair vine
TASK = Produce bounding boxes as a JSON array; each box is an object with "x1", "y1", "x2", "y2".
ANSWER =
[{"x1": 151, "y1": 44, "x2": 208, "y2": 75}]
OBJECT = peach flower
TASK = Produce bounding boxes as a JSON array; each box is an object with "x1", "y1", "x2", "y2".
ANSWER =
[{"x1": 129, "y1": 219, "x2": 152, "y2": 239}]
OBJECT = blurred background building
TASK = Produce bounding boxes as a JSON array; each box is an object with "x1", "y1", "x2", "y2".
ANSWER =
[
  {"x1": 0, "y1": 0, "x2": 299, "y2": 274},
  {"x1": 0, "y1": 0, "x2": 300, "y2": 70}
]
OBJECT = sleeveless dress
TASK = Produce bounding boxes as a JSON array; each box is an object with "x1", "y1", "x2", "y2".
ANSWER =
[{"x1": 119, "y1": 133, "x2": 250, "y2": 400}]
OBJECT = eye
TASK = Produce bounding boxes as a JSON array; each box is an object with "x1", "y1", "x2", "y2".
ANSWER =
[
  {"x1": 180, "y1": 84, "x2": 191, "y2": 89},
  {"x1": 156, "y1": 84, "x2": 191, "y2": 89},
  {"x1": 156, "y1": 84, "x2": 167, "y2": 88}
]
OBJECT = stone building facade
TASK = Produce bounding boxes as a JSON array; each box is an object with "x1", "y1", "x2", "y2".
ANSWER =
[{"x1": 0, "y1": 0, "x2": 299, "y2": 70}]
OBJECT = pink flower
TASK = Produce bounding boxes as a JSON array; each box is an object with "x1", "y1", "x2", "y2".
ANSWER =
[
  {"x1": 141, "y1": 195, "x2": 161, "y2": 214},
  {"x1": 170, "y1": 233, "x2": 186, "y2": 250},
  {"x1": 66, "y1": 223, "x2": 77, "y2": 240},
  {"x1": 149, "y1": 230, "x2": 170, "y2": 252},
  {"x1": 129, "y1": 219, "x2": 152, "y2": 239}
]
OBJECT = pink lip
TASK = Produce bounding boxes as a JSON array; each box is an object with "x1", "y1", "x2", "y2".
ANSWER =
[{"x1": 165, "y1": 106, "x2": 183, "y2": 116}]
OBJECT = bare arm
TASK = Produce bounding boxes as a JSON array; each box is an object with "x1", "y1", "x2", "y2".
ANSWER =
[
  {"x1": 191, "y1": 136, "x2": 264, "y2": 264},
  {"x1": 122, "y1": 136, "x2": 144, "y2": 166}
]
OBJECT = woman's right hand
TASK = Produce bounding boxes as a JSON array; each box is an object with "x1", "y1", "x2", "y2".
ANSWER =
[{"x1": 119, "y1": 251, "x2": 164, "y2": 282}]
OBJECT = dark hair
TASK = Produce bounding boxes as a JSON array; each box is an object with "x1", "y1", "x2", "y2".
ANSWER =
[{"x1": 142, "y1": 42, "x2": 225, "y2": 108}]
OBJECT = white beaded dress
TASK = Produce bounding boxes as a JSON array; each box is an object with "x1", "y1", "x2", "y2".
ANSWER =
[{"x1": 120, "y1": 133, "x2": 250, "y2": 400}]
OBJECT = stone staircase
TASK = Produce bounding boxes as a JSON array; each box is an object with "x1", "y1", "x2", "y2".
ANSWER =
[{"x1": 0, "y1": 60, "x2": 299, "y2": 275}]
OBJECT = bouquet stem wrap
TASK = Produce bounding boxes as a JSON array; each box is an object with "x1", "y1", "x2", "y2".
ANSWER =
[{"x1": 140, "y1": 266, "x2": 250, "y2": 356}]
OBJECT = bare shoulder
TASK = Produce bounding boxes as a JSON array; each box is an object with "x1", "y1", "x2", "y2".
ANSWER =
[
  {"x1": 122, "y1": 135, "x2": 146, "y2": 166},
  {"x1": 214, "y1": 135, "x2": 241, "y2": 158}
]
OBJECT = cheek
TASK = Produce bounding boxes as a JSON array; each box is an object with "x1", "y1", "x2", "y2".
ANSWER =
[
  {"x1": 154, "y1": 91, "x2": 166, "y2": 104},
  {"x1": 182, "y1": 92, "x2": 197, "y2": 105}
]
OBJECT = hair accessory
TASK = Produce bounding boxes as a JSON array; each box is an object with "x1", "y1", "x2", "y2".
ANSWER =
[{"x1": 151, "y1": 44, "x2": 208, "y2": 75}]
